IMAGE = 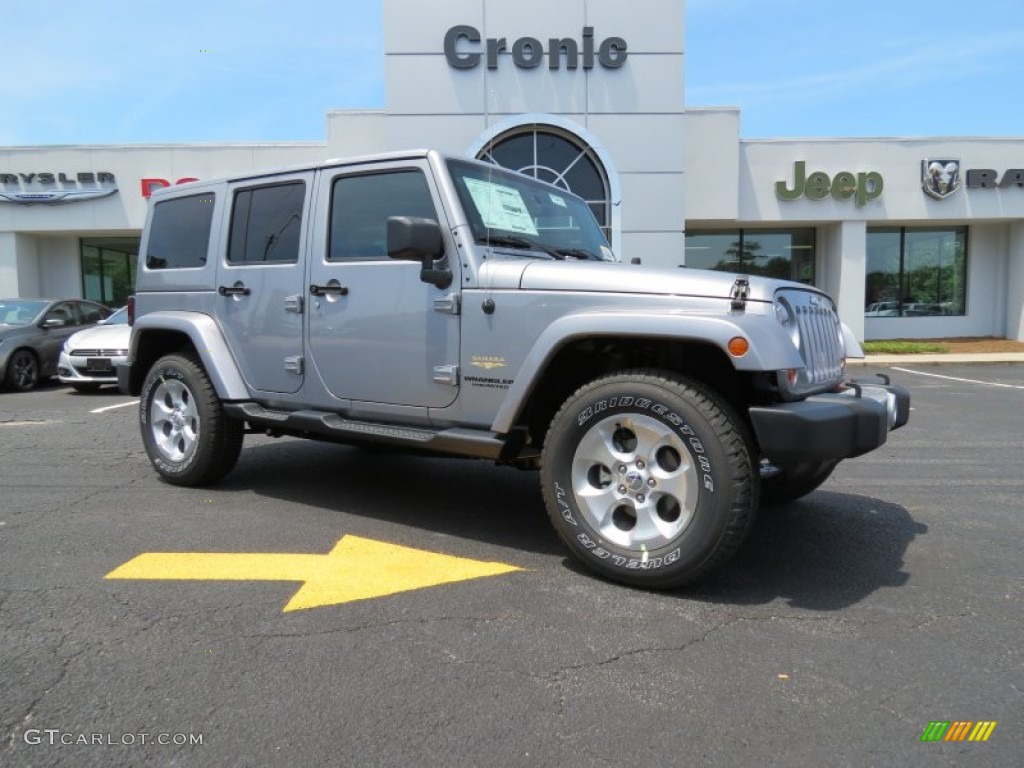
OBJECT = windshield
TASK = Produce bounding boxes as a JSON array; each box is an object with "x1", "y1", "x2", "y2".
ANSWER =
[
  {"x1": 102, "y1": 307, "x2": 128, "y2": 325},
  {"x1": 447, "y1": 159, "x2": 615, "y2": 262},
  {"x1": 0, "y1": 299, "x2": 47, "y2": 326}
]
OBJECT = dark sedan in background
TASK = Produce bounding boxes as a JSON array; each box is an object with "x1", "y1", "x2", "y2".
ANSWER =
[{"x1": 0, "y1": 299, "x2": 112, "y2": 391}]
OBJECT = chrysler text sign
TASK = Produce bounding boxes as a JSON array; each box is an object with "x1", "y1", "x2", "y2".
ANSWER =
[
  {"x1": 0, "y1": 172, "x2": 118, "y2": 205},
  {"x1": 444, "y1": 26, "x2": 627, "y2": 70}
]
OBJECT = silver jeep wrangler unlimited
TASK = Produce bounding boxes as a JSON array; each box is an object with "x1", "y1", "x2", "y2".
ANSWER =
[{"x1": 120, "y1": 149, "x2": 909, "y2": 589}]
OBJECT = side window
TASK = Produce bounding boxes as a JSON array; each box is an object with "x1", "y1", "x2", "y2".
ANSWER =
[
  {"x1": 146, "y1": 193, "x2": 216, "y2": 270},
  {"x1": 329, "y1": 170, "x2": 437, "y2": 261},
  {"x1": 45, "y1": 302, "x2": 78, "y2": 327},
  {"x1": 228, "y1": 181, "x2": 305, "y2": 264},
  {"x1": 78, "y1": 302, "x2": 106, "y2": 324}
]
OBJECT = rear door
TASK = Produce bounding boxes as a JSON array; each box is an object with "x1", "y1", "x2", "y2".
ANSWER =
[
  {"x1": 306, "y1": 161, "x2": 460, "y2": 408},
  {"x1": 215, "y1": 172, "x2": 313, "y2": 394}
]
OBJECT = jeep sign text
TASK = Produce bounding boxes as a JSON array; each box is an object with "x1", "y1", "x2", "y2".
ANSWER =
[
  {"x1": 444, "y1": 25, "x2": 627, "y2": 70},
  {"x1": 776, "y1": 161, "x2": 883, "y2": 207}
]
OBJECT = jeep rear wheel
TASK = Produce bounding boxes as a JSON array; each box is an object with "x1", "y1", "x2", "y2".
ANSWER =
[
  {"x1": 540, "y1": 370, "x2": 757, "y2": 589},
  {"x1": 140, "y1": 354, "x2": 244, "y2": 486}
]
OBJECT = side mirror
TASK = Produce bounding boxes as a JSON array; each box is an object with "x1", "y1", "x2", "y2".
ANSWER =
[
  {"x1": 42, "y1": 318, "x2": 64, "y2": 328},
  {"x1": 387, "y1": 216, "x2": 451, "y2": 289}
]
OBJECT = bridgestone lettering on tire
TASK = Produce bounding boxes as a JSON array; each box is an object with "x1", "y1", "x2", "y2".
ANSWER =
[
  {"x1": 540, "y1": 370, "x2": 757, "y2": 589},
  {"x1": 140, "y1": 354, "x2": 243, "y2": 486}
]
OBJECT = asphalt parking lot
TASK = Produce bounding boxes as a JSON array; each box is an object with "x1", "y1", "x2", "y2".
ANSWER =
[{"x1": 1, "y1": 364, "x2": 1021, "y2": 767}]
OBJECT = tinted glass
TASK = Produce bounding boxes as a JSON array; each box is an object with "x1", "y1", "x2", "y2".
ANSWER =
[
  {"x1": 865, "y1": 228, "x2": 901, "y2": 315},
  {"x1": 742, "y1": 229, "x2": 815, "y2": 282},
  {"x1": 904, "y1": 229, "x2": 966, "y2": 315},
  {"x1": 77, "y1": 301, "x2": 111, "y2": 324},
  {"x1": 0, "y1": 300, "x2": 48, "y2": 326},
  {"x1": 488, "y1": 134, "x2": 533, "y2": 174},
  {"x1": 146, "y1": 194, "x2": 215, "y2": 269},
  {"x1": 685, "y1": 229, "x2": 816, "y2": 283},
  {"x1": 865, "y1": 227, "x2": 967, "y2": 316},
  {"x1": 103, "y1": 307, "x2": 129, "y2": 324},
  {"x1": 45, "y1": 302, "x2": 79, "y2": 326},
  {"x1": 228, "y1": 182, "x2": 305, "y2": 264},
  {"x1": 329, "y1": 171, "x2": 436, "y2": 261},
  {"x1": 684, "y1": 232, "x2": 740, "y2": 271},
  {"x1": 478, "y1": 127, "x2": 611, "y2": 233},
  {"x1": 80, "y1": 238, "x2": 139, "y2": 307},
  {"x1": 448, "y1": 159, "x2": 612, "y2": 260}
]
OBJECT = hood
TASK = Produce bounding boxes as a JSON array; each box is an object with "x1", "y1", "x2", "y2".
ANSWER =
[
  {"x1": 65, "y1": 323, "x2": 130, "y2": 350},
  {"x1": 517, "y1": 260, "x2": 799, "y2": 303}
]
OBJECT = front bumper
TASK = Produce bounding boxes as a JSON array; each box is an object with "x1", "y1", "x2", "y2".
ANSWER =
[
  {"x1": 749, "y1": 378, "x2": 910, "y2": 465},
  {"x1": 58, "y1": 350, "x2": 125, "y2": 385}
]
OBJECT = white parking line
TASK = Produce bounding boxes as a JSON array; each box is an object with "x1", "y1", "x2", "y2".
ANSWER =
[
  {"x1": 891, "y1": 367, "x2": 1024, "y2": 390},
  {"x1": 90, "y1": 400, "x2": 140, "y2": 413}
]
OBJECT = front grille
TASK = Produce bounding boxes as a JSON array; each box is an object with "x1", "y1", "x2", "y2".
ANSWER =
[
  {"x1": 70, "y1": 349, "x2": 126, "y2": 357},
  {"x1": 776, "y1": 288, "x2": 845, "y2": 394},
  {"x1": 795, "y1": 302, "x2": 844, "y2": 384}
]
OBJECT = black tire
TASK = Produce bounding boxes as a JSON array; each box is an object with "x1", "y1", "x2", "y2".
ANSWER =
[
  {"x1": 72, "y1": 383, "x2": 102, "y2": 393},
  {"x1": 5, "y1": 349, "x2": 40, "y2": 391},
  {"x1": 540, "y1": 370, "x2": 757, "y2": 589},
  {"x1": 139, "y1": 353, "x2": 244, "y2": 486},
  {"x1": 759, "y1": 460, "x2": 838, "y2": 505}
]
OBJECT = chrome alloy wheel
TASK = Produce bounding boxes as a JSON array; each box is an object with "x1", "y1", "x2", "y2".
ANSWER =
[
  {"x1": 571, "y1": 413, "x2": 699, "y2": 551},
  {"x1": 149, "y1": 378, "x2": 200, "y2": 462}
]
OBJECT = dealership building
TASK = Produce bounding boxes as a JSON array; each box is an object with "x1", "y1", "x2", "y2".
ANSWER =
[{"x1": 2, "y1": 0, "x2": 1023, "y2": 341}]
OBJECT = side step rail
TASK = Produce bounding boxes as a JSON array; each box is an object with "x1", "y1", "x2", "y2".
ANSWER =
[{"x1": 223, "y1": 403, "x2": 536, "y2": 462}]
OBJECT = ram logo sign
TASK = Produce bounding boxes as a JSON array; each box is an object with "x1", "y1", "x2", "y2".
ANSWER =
[{"x1": 922, "y1": 159, "x2": 961, "y2": 200}]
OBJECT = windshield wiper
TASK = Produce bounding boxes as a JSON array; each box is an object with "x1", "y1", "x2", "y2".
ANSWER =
[
  {"x1": 477, "y1": 234, "x2": 564, "y2": 260},
  {"x1": 554, "y1": 247, "x2": 604, "y2": 261}
]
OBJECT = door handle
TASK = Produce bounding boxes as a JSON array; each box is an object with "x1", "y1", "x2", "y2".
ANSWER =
[
  {"x1": 309, "y1": 283, "x2": 349, "y2": 296},
  {"x1": 218, "y1": 284, "x2": 251, "y2": 296}
]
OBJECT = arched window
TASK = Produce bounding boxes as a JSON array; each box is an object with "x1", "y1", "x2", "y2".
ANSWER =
[{"x1": 476, "y1": 126, "x2": 612, "y2": 241}]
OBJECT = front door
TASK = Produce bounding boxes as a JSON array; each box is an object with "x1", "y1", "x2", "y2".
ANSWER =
[
  {"x1": 307, "y1": 162, "x2": 460, "y2": 408},
  {"x1": 215, "y1": 172, "x2": 312, "y2": 394}
]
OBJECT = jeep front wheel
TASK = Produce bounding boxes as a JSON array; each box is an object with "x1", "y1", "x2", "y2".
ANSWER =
[
  {"x1": 140, "y1": 354, "x2": 244, "y2": 486},
  {"x1": 540, "y1": 371, "x2": 757, "y2": 589}
]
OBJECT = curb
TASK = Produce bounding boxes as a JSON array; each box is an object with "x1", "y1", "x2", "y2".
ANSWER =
[{"x1": 851, "y1": 353, "x2": 1024, "y2": 366}]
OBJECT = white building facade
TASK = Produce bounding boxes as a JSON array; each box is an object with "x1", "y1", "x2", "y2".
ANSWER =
[{"x1": 1, "y1": 0, "x2": 1022, "y2": 341}]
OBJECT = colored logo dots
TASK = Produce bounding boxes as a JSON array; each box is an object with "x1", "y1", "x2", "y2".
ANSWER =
[{"x1": 921, "y1": 721, "x2": 997, "y2": 742}]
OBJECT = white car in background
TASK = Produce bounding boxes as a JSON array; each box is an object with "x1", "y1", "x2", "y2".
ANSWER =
[{"x1": 58, "y1": 306, "x2": 130, "y2": 392}]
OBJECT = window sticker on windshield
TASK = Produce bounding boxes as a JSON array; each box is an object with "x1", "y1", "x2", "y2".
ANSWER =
[
  {"x1": 549, "y1": 193, "x2": 567, "y2": 208},
  {"x1": 464, "y1": 178, "x2": 539, "y2": 236}
]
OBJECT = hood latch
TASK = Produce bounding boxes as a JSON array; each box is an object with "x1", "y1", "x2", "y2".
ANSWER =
[{"x1": 730, "y1": 276, "x2": 750, "y2": 311}]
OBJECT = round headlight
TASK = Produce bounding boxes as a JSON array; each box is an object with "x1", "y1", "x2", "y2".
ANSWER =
[{"x1": 774, "y1": 298, "x2": 800, "y2": 348}]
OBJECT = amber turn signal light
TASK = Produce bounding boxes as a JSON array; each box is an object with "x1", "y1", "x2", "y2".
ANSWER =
[{"x1": 727, "y1": 336, "x2": 749, "y2": 357}]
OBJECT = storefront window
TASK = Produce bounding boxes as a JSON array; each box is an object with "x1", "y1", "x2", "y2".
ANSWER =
[
  {"x1": 80, "y1": 237, "x2": 140, "y2": 307},
  {"x1": 477, "y1": 126, "x2": 611, "y2": 242},
  {"x1": 865, "y1": 227, "x2": 967, "y2": 316},
  {"x1": 684, "y1": 229, "x2": 816, "y2": 283}
]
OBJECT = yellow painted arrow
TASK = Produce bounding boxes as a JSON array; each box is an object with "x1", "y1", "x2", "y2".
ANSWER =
[{"x1": 105, "y1": 535, "x2": 523, "y2": 612}]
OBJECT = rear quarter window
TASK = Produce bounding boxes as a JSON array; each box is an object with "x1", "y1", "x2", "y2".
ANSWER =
[{"x1": 146, "y1": 193, "x2": 216, "y2": 269}]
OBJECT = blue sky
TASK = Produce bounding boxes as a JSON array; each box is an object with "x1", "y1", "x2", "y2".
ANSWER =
[{"x1": 2, "y1": 0, "x2": 1022, "y2": 145}]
